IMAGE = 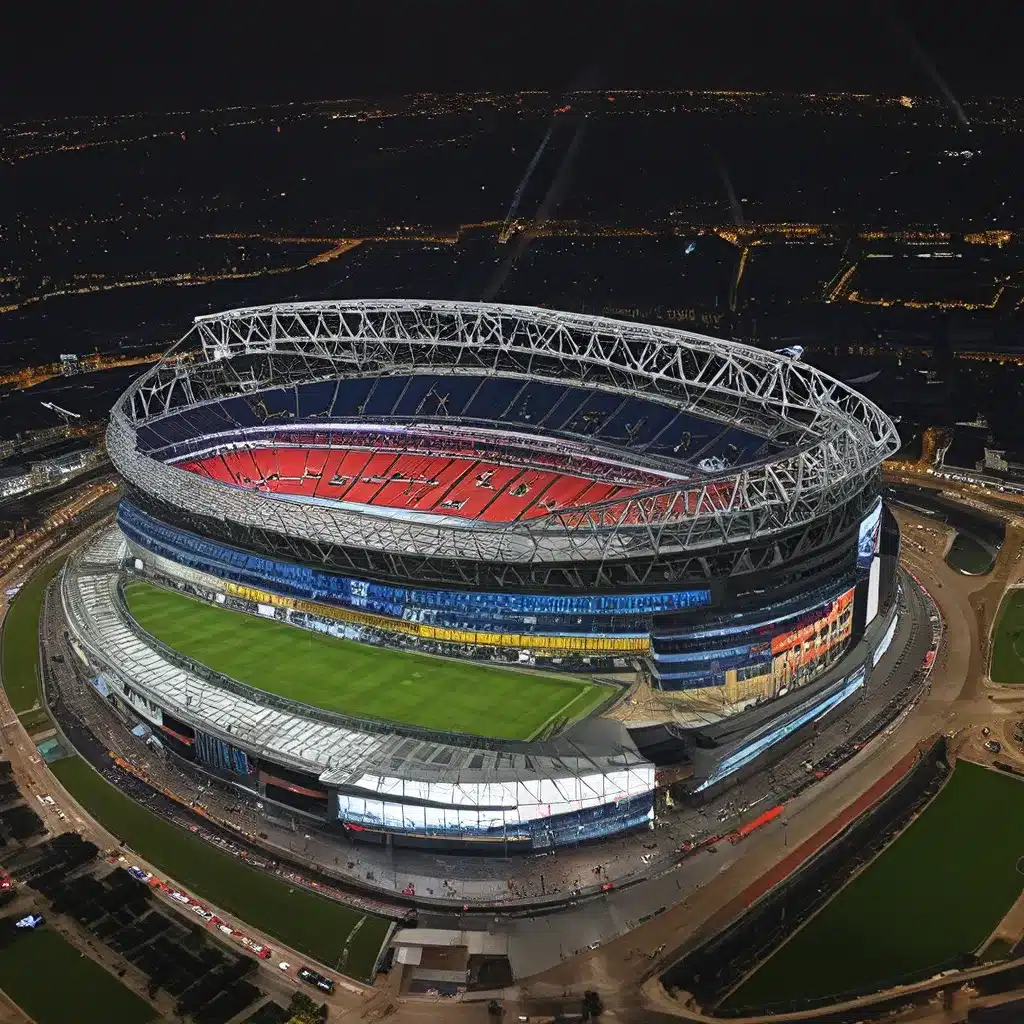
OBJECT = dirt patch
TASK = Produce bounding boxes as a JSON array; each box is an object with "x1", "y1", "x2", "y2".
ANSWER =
[{"x1": 1000, "y1": 718, "x2": 1024, "y2": 759}]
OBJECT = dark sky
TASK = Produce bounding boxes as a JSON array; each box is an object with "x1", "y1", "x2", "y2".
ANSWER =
[{"x1": 8, "y1": 2, "x2": 1023, "y2": 120}]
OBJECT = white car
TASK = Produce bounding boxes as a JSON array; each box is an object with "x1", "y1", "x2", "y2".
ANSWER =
[
  {"x1": 278, "y1": 962, "x2": 291, "y2": 972},
  {"x1": 169, "y1": 891, "x2": 190, "y2": 904}
]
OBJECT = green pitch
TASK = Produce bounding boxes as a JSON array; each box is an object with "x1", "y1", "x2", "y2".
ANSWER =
[
  {"x1": 0, "y1": 925, "x2": 157, "y2": 1024},
  {"x1": 725, "y1": 761, "x2": 1024, "y2": 1012},
  {"x1": 1, "y1": 553, "x2": 67, "y2": 713},
  {"x1": 124, "y1": 582, "x2": 609, "y2": 740},
  {"x1": 991, "y1": 588, "x2": 1024, "y2": 684}
]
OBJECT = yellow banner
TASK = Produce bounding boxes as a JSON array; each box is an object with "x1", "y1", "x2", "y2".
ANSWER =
[{"x1": 224, "y1": 582, "x2": 649, "y2": 654}]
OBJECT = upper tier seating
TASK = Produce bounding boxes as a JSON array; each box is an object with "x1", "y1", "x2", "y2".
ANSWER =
[{"x1": 140, "y1": 373, "x2": 767, "y2": 471}]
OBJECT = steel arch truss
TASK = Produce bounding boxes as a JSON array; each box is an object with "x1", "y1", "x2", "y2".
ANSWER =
[{"x1": 108, "y1": 300, "x2": 899, "y2": 568}]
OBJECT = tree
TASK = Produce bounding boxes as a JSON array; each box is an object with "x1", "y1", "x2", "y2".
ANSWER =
[
  {"x1": 286, "y1": 991, "x2": 325, "y2": 1024},
  {"x1": 582, "y1": 990, "x2": 603, "y2": 1021}
]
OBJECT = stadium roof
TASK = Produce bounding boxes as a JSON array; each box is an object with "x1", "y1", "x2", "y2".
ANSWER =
[{"x1": 108, "y1": 300, "x2": 899, "y2": 565}]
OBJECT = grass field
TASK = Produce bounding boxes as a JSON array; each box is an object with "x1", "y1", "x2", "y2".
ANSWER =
[
  {"x1": 124, "y1": 581, "x2": 608, "y2": 740},
  {"x1": 1, "y1": 554, "x2": 67, "y2": 713},
  {"x1": 724, "y1": 761, "x2": 1024, "y2": 1012},
  {"x1": 991, "y1": 589, "x2": 1024, "y2": 684},
  {"x1": 945, "y1": 532, "x2": 996, "y2": 575},
  {"x1": 17, "y1": 707, "x2": 55, "y2": 734},
  {"x1": 0, "y1": 925, "x2": 156, "y2": 1023},
  {"x1": 49, "y1": 756, "x2": 390, "y2": 982}
]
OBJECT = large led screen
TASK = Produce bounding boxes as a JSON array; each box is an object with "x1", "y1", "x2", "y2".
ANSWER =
[
  {"x1": 866, "y1": 556, "x2": 881, "y2": 626},
  {"x1": 654, "y1": 588, "x2": 855, "y2": 714},
  {"x1": 857, "y1": 498, "x2": 883, "y2": 570}
]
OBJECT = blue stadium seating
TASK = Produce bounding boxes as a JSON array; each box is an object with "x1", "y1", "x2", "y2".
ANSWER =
[
  {"x1": 460, "y1": 376, "x2": 525, "y2": 419},
  {"x1": 255, "y1": 386, "x2": 296, "y2": 419},
  {"x1": 135, "y1": 372, "x2": 765, "y2": 469},
  {"x1": 695, "y1": 426, "x2": 755, "y2": 466},
  {"x1": 514, "y1": 381, "x2": 581, "y2": 427},
  {"x1": 390, "y1": 374, "x2": 443, "y2": 416},
  {"x1": 429, "y1": 375, "x2": 487, "y2": 416},
  {"x1": 297, "y1": 380, "x2": 336, "y2": 418},
  {"x1": 184, "y1": 403, "x2": 236, "y2": 437},
  {"x1": 328, "y1": 377, "x2": 376, "y2": 418},
  {"x1": 135, "y1": 423, "x2": 177, "y2": 453},
  {"x1": 214, "y1": 396, "x2": 262, "y2": 429},
  {"x1": 644, "y1": 411, "x2": 725, "y2": 458},
  {"x1": 361, "y1": 376, "x2": 411, "y2": 416},
  {"x1": 598, "y1": 398, "x2": 678, "y2": 447},
  {"x1": 554, "y1": 389, "x2": 625, "y2": 435},
  {"x1": 118, "y1": 502, "x2": 709, "y2": 630}
]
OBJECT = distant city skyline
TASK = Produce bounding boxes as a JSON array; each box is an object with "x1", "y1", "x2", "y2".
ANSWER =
[{"x1": 6, "y1": 4, "x2": 1023, "y2": 120}]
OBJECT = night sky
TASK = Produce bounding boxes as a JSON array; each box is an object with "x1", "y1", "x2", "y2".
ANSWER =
[{"x1": 7, "y1": 2, "x2": 1024, "y2": 120}]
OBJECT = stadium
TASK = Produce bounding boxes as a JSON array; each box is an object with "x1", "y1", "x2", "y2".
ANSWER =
[{"x1": 62, "y1": 300, "x2": 903, "y2": 853}]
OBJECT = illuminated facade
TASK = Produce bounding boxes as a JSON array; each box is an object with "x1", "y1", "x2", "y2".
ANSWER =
[{"x1": 80, "y1": 301, "x2": 902, "y2": 846}]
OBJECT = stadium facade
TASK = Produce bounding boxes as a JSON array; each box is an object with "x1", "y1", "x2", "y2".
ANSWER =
[{"x1": 64, "y1": 301, "x2": 903, "y2": 851}]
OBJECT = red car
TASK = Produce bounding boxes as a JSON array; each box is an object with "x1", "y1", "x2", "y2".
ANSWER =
[
  {"x1": 0, "y1": 875, "x2": 13, "y2": 891},
  {"x1": 241, "y1": 937, "x2": 273, "y2": 960}
]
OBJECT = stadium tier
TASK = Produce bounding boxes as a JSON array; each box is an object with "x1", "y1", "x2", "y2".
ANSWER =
[{"x1": 74, "y1": 300, "x2": 903, "y2": 847}]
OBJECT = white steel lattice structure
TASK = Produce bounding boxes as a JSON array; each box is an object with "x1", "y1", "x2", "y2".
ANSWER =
[{"x1": 108, "y1": 300, "x2": 899, "y2": 577}]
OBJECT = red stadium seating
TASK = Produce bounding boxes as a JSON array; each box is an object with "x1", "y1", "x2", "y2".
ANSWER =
[{"x1": 176, "y1": 443, "x2": 690, "y2": 524}]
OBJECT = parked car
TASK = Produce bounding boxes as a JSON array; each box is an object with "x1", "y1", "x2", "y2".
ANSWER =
[{"x1": 298, "y1": 966, "x2": 334, "y2": 993}]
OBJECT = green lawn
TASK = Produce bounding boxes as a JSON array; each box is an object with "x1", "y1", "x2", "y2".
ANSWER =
[
  {"x1": 17, "y1": 707, "x2": 55, "y2": 734},
  {"x1": 49, "y1": 756, "x2": 390, "y2": 983},
  {"x1": 725, "y1": 761, "x2": 1024, "y2": 1012},
  {"x1": 945, "y1": 532, "x2": 995, "y2": 575},
  {"x1": 991, "y1": 589, "x2": 1024, "y2": 684},
  {"x1": 0, "y1": 925, "x2": 156, "y2": 1023},
  {"x1": 0, "y1": 554, "x2": 67, "y2": 713},
  {"x1": 124, "y1": 581, "x2": 607, "y2": 740}
]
